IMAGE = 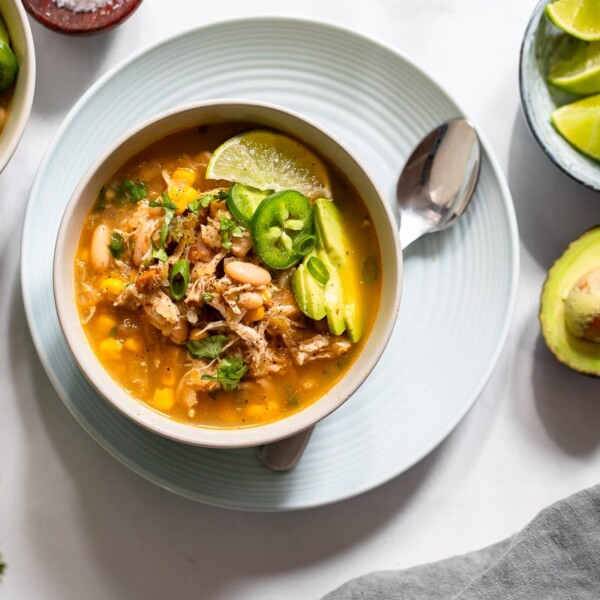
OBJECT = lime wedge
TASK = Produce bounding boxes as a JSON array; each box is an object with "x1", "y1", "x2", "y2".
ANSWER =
[
  {"x1": 206, "y1": 130, "x2": 332, "y2": 199},
  {"x1": 546, "y1": 0, "x2": 600, "y2": 42},
  {"x1": 548, "y1": 39, "x2": 600, "y2": 94},
  {"x1": 551, "y1": 93, "x2": 600, "y2": 160}
]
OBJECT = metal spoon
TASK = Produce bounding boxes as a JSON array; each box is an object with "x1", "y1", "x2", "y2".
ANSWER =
[{"x1": 258, "y1": 118, "x2": 481, "y2": 472}]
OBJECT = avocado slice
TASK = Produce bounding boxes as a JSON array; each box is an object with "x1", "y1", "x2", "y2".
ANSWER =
[
  {"x1": 291, "y1": 248, "x2": 350, "y2": 336},
  {"x1": 291, "y1": 256, "x2": 327, "y2": 320},
  {"x1": 319, "y1": 250, "x2": 346, "y2": 335},
  {"x1": 292, "y1": 198, "x2": 362, "y2": 339},
  {"x1": 540, "y1": 227, "x2": 600, "y2": 375},
  {"x1": 314, "y1": 198, "x2": 347, "y2": 268},
  {"x1": 343, "y1": 303, "x2": 363, "y2": 343}
]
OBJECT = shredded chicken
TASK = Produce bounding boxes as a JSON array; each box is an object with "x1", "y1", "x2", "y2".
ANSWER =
[
  {"x1": 102, "y1": 174, "x2": 354, "y2": 402},
  {"x1": 283, "y1": 333, "x2": 352, "y2": 365}
]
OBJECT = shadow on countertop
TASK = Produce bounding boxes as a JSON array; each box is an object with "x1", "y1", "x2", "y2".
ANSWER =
[
  {"x1": 507, "y1": 108, "x2": 600, "y2": 456},
  {"x1": 532, "y1": 332, "x2": 600, "y2": 456},
  {"x1": 507, "y1": 109, "x2": 600, "y2": 271}
]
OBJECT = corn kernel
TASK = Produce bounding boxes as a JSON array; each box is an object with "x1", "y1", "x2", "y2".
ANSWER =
[
  {"x1": 169, "y1": 185, "x2": 199, "y2": 214},
  {"x1": 79, "y1": 248, "x2": 89, "y2": 262},
  {"x1": 243, "y1": 306, "x2": 265, "y2": 323},
  {"x1": 161, "y1": 367, "x2": 176, "y2": 387},
  {"x1": 98, "y1": 338, "x2": 123, "y2": 361},
  {"x1": 153, "y1": 387, "x2": 175, "y2": 411},
  {"x1": 101, "y1": 277, "x2": 126, "y2": 298},
  {"x1": 172, "y1": 168, "x2": 196, "y2": 186},
  {"x1": 266, "y1": 400, "x2": 280, "y2": 412},
  {"x1": 124, "y1": 336, "x2": 144, "y2": 353},
  {"x1": 245, "y1": 403, "x2": 267, "y2": 418},
  {"x1": 95, "y1": 314, "x2": 117, "y2": 336}
]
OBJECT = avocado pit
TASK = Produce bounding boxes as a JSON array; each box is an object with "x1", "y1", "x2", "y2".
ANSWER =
[{"x1": 564, "y1": 269, "x2": 600, "y2": 342}]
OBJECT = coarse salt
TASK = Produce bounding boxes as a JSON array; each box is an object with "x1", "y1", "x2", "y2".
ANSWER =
[{"x1": 52, "y1": 0, "x2": 113, "y2": 12}]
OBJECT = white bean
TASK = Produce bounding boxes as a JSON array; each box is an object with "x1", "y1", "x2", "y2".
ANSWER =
[
  {"x1": 237, "y1": 292, "x2": 264, "y2": 310},
  {"x1": 90, "y1": 224, "x2": 111, "y2": 273},
  {"x1": 225, "y1": 261, "x2": 271, "y2": 286},
  {"x1": 169, "y1": 318, "x2": 189, "y2": 345}
]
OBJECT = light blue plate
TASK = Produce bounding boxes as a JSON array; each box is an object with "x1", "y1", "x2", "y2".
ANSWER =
[
  {"x1": 22, "y1": 18, "x2": 519, "y2": 511},
  {"x1": 520, "y1": 0, "x2": 600, "y2": 191}
]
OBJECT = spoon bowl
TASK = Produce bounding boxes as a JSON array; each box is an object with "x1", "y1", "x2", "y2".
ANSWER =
[
  {"x1": 259, "y1": 118, "x2": 481, "y2": 471},
  {"x1": 397, "y1": 119, "x2": 481, "y2": 249}
]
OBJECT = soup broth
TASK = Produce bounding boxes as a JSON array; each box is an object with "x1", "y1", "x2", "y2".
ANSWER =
[{"x1": 74, "y1": 124, "x2": 381, "y2": 428}]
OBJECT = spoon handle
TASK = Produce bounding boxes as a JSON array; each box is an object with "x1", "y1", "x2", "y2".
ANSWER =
[
  {"x1": 258, "y1": 426, "x2": 314, "y2": 472},
  {"x1": 258, "y1": 427, "x2": 314, "y2": 471},
  {"x1": 399, "y1": 212, "x2": 433, "y2": 250}
]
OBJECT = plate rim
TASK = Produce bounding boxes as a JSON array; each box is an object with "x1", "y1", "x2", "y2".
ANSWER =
[{"x1": 21, "y1": 15, "x2": 520, "y2": 511}]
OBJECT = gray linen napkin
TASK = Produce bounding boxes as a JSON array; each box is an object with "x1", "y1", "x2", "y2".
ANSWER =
[{"x1": 324, "y1": 485, "x2": 600, "y2": 599}]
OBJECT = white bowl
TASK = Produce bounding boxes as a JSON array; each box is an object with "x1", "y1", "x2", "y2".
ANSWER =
[
  {"x1": 0, "y1": 0, "x2": 35, "y2": 172},
  {"x1": 54, "y1": 100, "x2": 403, "y2": 448}
]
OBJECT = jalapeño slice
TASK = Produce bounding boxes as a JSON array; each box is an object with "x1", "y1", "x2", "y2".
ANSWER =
[
  {"x1": 251, "y1": 190, "x2": 314, "y2": 269},
  {"x1": 226, "y1": 183, "x2": 271, "y2": 226}
]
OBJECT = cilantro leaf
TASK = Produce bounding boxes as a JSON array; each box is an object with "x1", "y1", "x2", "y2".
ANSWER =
[
  {"x1": 202, "y1": 292, "x2": 214, "y2": 303},
  {"x1": 219, "y1": 215, "x2": 244, "y2": 250},
  {"x1": 186, "y1": 334, "x2": 228, "y2": 360},
  {"x1": 188, "y1": 189, "x2": 229, "y2": 213},
  {"x1": 202, "y1": 356, "x2": 248, "y2": 390},
  {"x1": 149, "y1": 196, "x2": 177, "y2": 211},
  {"x1": 104, "y1": 179, "x2": 148, "y2": 206},
  {"x1": 123, "y1": 180, "x2": 148, "y2": 201},
  {"x1": 151, "y1": 247, "x2": 168, "y2": 262},
  {"x1": 149, "y1": 193, "x2": 175, "y2": 262},
  {"x1": 188, "y1": 194, "x2": 216, "y2": 213}
]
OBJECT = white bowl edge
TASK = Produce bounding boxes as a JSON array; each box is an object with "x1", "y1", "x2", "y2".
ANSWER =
[{"x1": 53, "y1": 99, "x2": 403, "y2": 448}]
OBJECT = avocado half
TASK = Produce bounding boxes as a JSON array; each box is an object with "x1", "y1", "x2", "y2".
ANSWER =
[{"x1": 540, "y1": 227, "x2": 600, "y2": 376}]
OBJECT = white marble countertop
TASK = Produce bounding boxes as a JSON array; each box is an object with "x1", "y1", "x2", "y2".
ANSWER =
[{"x1": 2, "y1": 0, "x2": 600, "y2": 598}]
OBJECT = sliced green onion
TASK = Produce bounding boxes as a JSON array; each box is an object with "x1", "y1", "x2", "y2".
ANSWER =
[
  {"x1": 307, "y1": 256, "x2": 330, "y2": 285},
  {"x1": 294, "y1": 233, "x2": 316, "y2": 256},
  {"x1": 170, "y1": 258, "x2": 190, "y2": 301},
  {"x1": 108, "y1": 231, "x2": 124, "y2": 259}
]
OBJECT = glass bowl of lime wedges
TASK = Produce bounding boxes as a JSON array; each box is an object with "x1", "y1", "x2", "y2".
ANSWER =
[{"x1": 520, "y1": 0, "x2": 600, "y2": 191}]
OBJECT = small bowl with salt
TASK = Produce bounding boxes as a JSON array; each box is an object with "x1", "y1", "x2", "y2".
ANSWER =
[{"x1": 23, "y1": 0, "x2": 143, "y2": 35}]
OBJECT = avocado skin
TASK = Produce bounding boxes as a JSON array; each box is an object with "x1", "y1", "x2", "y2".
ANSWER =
[{"x1": 539, "y1": 227, "x2": 600, "y2": 376}]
